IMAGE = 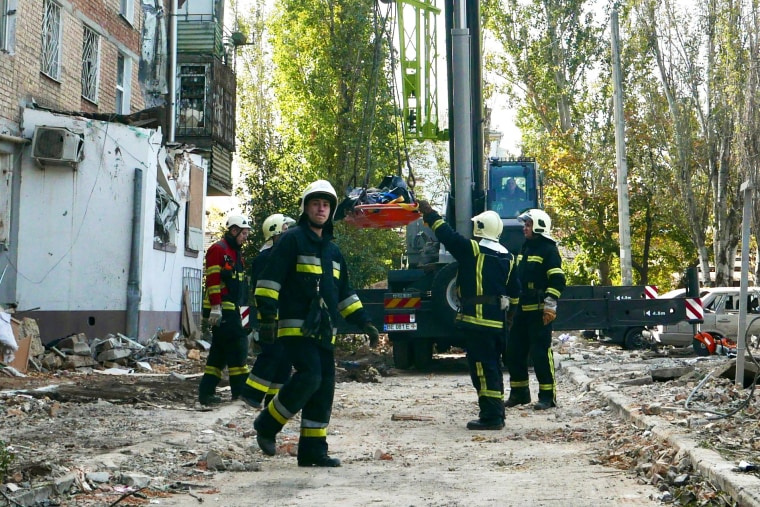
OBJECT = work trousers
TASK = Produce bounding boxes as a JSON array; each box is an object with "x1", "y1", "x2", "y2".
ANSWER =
[
  {"x1": 254, "y1": 336, "x2": 335, "y2": 461},
  {"x1": 199, "y1": 309, "x2": 250, "y2": 398},
  {"x1": 505, "y1": 309, "x2": 556, "y2": 404},
  {"x1": 242, "y1": 340, "x2": 292, "y2": 405},
  {"x1": 465, "y1": 330, "x2": 505, "y2": 421}
]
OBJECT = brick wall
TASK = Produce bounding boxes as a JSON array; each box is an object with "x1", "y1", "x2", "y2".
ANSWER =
[{"x1": 0, "y1": 0, "x2": 146, "y2": 130}]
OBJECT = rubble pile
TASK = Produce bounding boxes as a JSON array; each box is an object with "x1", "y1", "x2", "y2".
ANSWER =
[{"x1": 5, "y1": 323, "x2": 211, "y2": 376}]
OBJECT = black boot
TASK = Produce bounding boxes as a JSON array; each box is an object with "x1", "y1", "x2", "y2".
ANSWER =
[
  {"x1": 298, "y1": 455, "x2": 341, "y2": 467},
  {"x1": 533, "y1": 399, "x2": 556, "y2": 410},
  {"x1": 199, "y1": 393, "x2": 222, "y2": 406},
  {"x1": 505, "y1": 388, "x2": 530, "y2": 408},
  {"x1": 466, "y1": 418, "x2": 504, "y2": 430}
]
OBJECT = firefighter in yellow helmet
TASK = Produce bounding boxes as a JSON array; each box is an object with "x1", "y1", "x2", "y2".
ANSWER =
[
  {"x1": 417, "y1": 201, "x2": 520, "y2": 430},
  {"x1": 199, "y1": 214, "x2": 252, "y2": 406},
  {"x1": 239, "y1": 213, "x2": 296, "y2": 409},
  {"x1": 252, "y1": 180, "x2": 380, "y2": 466},
  {"x1": 505, "y1": 209, "x2": 565, "y2": 410}
]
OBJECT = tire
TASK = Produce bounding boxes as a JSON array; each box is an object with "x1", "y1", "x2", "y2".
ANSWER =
[
  {"x1": 623, "y1": 327, "x2": 647, "y2": 350},
  {"x1": 431, "y1": 262, "x2": 459, "y2": 324},
  {"x1": 413, "y1": 338, "x2": 434, "y2": 371},
  {"x1": 391, "y1": 334, "x2": 414, "y2": 369}
]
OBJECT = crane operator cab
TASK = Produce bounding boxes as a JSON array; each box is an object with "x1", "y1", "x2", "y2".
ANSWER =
[{"x1": 486, "y1": 158, "x2": 544, "y2": 253}]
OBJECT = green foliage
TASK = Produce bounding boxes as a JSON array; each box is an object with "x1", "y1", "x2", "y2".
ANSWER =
[
  {"x1": 334, "y1": 221, "x2": 404, "y2": 289},
  {"x1": 0, "y1": 439, "x2": 15, "y2": 483}
]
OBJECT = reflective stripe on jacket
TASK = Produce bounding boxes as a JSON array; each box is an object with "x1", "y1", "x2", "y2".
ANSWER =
[
  {"x1": 426, "y1": 212, "x2": 520, "y2": 330},
  {"x1": 254, "y1": 222, "x2": 368, "y2": 341},
  {"x1": 516, "y1": 235, "x2": 565, "y2": 311}
]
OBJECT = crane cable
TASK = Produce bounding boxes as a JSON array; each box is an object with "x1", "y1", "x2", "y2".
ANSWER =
[
  {"x1": 385, "y1": 2, "x2": 416, "y2": 191},
  {"x1": 350, "y1": 0, "x2": 393, "y2": 191}
]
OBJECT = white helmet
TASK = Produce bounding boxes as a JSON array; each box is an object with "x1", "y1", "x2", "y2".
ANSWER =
[
  {"x1": 226, "y1": 214, "x2": 252, "y2": 230},
  {"x1": 471, "y1": 210, "x2": 503, "y2": 241},
  {"x1": 518, "y1": 209, "x2": 554, "y2": 241},
  {"x1": 299, "y1": 179, "x2": 338, "y2": 219},
  {"x1": 262, "y1": 213, "x2": 296, "y2": 241}
]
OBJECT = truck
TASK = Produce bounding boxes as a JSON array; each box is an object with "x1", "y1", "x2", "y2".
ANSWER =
[{"x1": 338, "y1": 0, "x2": 700, "y2": 369}]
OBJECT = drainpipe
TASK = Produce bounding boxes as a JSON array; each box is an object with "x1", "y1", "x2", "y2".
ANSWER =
[
  {"x1": 126, "y1": 168, "x2": 143, "y2": 339},
  {"x1": 168, "y1": 0, "x2": 178, "y2": 143}
]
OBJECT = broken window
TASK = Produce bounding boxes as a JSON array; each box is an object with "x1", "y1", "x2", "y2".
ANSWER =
[
  {"x1": 154, "y1": 185, "x2": 179, "y2": 247},
  {"x1": 81, "y1": 26, "x2": 100, "y2": 103},
  {"x1": 41, "y1": 0, "x2": 61, "y2": 80},
  {"x1": 177, "y1": 65, "x2": 208, "y2": 136}
]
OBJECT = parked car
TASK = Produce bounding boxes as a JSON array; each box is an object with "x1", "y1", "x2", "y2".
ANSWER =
[{"x1": 651, "y1": 287, "x2": 760, "y2": 351}]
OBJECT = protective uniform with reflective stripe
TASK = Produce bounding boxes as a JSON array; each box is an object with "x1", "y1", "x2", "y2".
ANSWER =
[
  {"x1": 423, "y1": 209, "x2": 520, "y2": 424},
  {"x1": 199, "y1": 232, "x2": 251, "y2": 400},
  {"x1": 254, "y1": 224, "x2": 369, "y2": 345},
  {"x1": 253, "y1": 219, "x2": 371, "y2": 464},
  {"x1": 506, "y1": 233, "x2": 566, "y2": 406},
  {"x1": 241, "y1": 245, "x2": 292, "y2": 406}
]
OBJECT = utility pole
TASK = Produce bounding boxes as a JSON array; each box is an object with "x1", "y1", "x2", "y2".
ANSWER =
[{"x1": 611, "y1": 6, "x2": 632, "y2": 285}]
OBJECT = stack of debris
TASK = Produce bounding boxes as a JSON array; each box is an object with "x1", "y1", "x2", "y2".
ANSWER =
[{"x1": 0, "y1": 311, "x2": 212, "y2": 376}]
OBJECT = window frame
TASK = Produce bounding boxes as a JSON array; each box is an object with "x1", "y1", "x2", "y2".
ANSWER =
[
  {"x1": 0, "y1": 0, "x2": 16, "y2": 53},
  {"x1": 119, "y1": 0, "x2": 134, "y2": 24},
  {"x1": 115, "y1": 53, "x2": 132, "y2": 114},
  {"x1": 81, "y1": 25, "x2": 100, "y2": 103},
  {"x1": 41, "y1": 0, "x2": 62, "y2": 80}
]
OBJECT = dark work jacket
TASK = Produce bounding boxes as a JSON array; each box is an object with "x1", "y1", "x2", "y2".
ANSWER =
[
  {"x1": 424, "y1": 211, "x2": 520, "y2": 331},
  {"x1": 203, "y1": 233, "x2": 247, "y2": 313},
  {"x1": 254, "y1": 220, "x2": 369, "y2": 347},
  {"x1": 516, "y1": 235, "x2": 566, "y2": 312}
]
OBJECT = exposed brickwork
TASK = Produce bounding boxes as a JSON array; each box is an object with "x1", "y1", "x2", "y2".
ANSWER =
[{"x1": 0, "y1": 0, "x2": 145, "y2": 129}]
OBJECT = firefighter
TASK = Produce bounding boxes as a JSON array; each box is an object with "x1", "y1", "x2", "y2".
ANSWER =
[
  {"x1": 505, "y1": 209, "x2": 566, "y2": 410},
  {"x1": 252, "y1": 179, "x2": 380, "y2": 467},
  {"x1": 417, "y1": 201, "x2": 520, "y2": 430},
  {"x1": 199, "y1": 215, "x2": 252, "y2": 406},
  {"x1": 239, "y1": 213, "x2": 296, "y2": 409}
]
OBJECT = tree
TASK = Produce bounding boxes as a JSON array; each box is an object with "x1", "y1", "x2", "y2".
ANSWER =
[{"x1": 235, "y1": 0, "x2": 408, "y2": 287}]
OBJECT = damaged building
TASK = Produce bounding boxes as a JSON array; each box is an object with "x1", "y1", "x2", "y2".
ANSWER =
[{"x1": 0, "y1": 0, "x2": 239, "y2": 344}]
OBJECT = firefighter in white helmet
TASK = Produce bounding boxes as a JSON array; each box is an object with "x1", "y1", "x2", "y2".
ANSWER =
[
  {"x1": 505, "y1": 209, "x2": 565, "y2": 410},
  {"x1": 239, "y1": 212, "x2": 296, "y2": 410},
  {"x1": 417, "y1": 201, "x2": 520, "y2": 431},
  {"x1": 199, "y1": 214, "x2": 252, "y2": 406},
  {"x1": 252, "y1": 180, "x2": 380, "y2": 467}
]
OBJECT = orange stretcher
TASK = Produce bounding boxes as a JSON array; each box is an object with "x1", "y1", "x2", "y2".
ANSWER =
[{"x1": 343, "y1": 202, "x2": 421, "y2": 229}]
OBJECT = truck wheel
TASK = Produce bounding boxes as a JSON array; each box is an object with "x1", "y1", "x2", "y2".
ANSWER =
[
  {"x1": 413, "y1": 339, "x2": 434, "y2": 371},
  {"x1": 623, "y1": 327, "x2": 647, "y2": 350},
  {"x1": 432, "y1": 262, "x2": 459, "y2": 325},
  {"x1": 391, "y1": 335, "x2": 414, "y2": 369}
]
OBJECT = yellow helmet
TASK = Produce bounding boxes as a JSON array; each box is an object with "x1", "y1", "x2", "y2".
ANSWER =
[
  {"x1": 262, "y1": 213, "x2": 296, "y2": 241},
  {"x1": 471, "y1": 210, "x2": 503, "y2": 241}
]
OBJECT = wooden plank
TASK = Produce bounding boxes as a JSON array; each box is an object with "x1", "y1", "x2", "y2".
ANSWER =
[{"x1": 9, "y1": 319, "x2": 30, "y2": 373}]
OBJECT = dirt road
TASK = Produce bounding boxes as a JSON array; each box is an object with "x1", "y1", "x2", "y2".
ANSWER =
[
  {"x1": 135, "y1": 361, "x2": 662, "y2": 507},
  {"x1": 5, "y1": 341, "x2": 755, "y2": 506}
]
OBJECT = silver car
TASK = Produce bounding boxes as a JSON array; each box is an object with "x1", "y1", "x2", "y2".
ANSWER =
[{"x1": 654, "y1": 287, "x2": 760, "y2": 348}]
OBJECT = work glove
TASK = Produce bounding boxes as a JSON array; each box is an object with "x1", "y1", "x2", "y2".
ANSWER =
[
  {"x1": 542, "y1": 297, "x2": 557, "y2": 326},
  {"x1": 208, "y1": 305, "x2": 222, "y2": 327},
  {"x1": 417, "y1": 200, "x2": 434, "y2": 216},
  {"x1": 363, "y1": 322, "x2": 381, "y2": 348},
  {"x1": 259, "y1": 315, "x2": 278, "y2": 344}
]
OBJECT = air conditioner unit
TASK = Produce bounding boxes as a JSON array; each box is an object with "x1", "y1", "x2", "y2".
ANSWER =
[{"x1": 31, "y1": 126, "x2": 84, "y2": 166}]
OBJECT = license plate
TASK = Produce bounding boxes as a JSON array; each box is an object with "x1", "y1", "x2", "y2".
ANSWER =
[{"x1": 384, "y1": 323, "x2": 418, "y2": 331}]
